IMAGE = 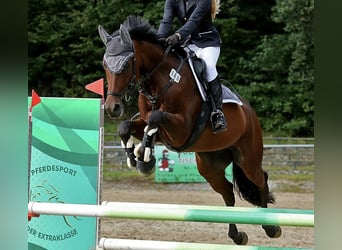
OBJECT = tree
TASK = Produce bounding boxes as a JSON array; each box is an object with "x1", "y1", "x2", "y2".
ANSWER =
[
  {"x1": 237, "y1": 0, "x2": 314, "y2": 136},
  {"x1": 28, "y1": 0, "x2": 314, "y2": 136},
  {"x1": 28, "y1": 0, "x2": 146, "y2": 97}
]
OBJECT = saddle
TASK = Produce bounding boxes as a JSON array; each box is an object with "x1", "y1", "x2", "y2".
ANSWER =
[
  {"x1": 184, "y1": 46, "x2": 242, "y2": 105},
  {"x1": 168, "y1": 47, "x2": 242, "y2": 152}
]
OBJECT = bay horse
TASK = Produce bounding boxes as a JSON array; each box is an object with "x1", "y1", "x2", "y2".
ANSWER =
[{"x1": 98, "y1": 15, "x2": 281, "y2": 245}]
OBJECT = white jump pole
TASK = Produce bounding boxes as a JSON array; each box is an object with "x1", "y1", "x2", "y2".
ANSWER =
[
  {"x1": 96, "y1": 238, "x2": 312, "y2": 250},
  {"x1": 28, "y1": 201, "x2": 314, "y2": 227}
]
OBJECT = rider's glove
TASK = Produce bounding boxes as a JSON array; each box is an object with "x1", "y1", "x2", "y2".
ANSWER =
[{"x1": 166, "y1": 33, "x2": 181, "y2": 46}]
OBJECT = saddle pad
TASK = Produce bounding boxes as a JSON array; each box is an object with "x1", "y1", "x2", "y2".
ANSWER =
[{"x1": 222, "y1": 85, "x2": 243, "y2": 105}]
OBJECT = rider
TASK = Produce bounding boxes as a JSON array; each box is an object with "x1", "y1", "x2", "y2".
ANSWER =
[{"x1": 157, "y1": 0, "x2": 227, "y2": 134}]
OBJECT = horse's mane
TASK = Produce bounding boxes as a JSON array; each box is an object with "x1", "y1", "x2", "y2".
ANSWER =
[
  {"x1": 122, "y1": 15, "x2": 159, "y2": 44},
  {"x1": 118, "y1": 15, "x2": 184, "y2": 56}
]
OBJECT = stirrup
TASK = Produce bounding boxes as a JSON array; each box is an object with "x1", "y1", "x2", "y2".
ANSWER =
[{"x1": 210, "y1": 110, "x2": 227, "y2": 134}]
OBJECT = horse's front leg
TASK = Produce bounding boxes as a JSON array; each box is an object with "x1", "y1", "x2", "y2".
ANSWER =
[
  {"x1": 134, "y1": 125, "x2": 158, "y2": 176},
  {"x1": 118, "y1": 118, "x2": 146, "y2": 169},
  {"x1": 133, "y1": 110, "x2": 169, "y2": 176}
]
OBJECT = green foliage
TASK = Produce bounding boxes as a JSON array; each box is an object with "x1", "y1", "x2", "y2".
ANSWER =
[
  {"x1": 28, "y1": 0, "x2": 147, "y2": 97},
  {"x1": 237, "y1": 0, "x2": 314, "y2": 136},
  {"x1": 28, "y1": 0, "x2": 314, "y2": 137}
]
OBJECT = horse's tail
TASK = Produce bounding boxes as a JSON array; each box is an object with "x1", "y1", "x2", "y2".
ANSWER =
[{"x1": 232, "y1": 163, "x2": 275, "y2": 207}]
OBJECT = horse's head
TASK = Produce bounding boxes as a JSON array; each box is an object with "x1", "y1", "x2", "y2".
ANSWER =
[{"x1": 98, "y1": 24, "x2": 136, "y2": 119}]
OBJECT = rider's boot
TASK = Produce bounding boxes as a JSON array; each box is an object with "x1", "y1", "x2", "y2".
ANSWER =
[{"x1": 208, "y1": 76, "x2": 227, "y2": 134}]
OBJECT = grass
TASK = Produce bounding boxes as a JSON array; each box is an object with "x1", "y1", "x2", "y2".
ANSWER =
[
  {"x1": 263, "y1": 165, "x2": 314, "y2": 182},
  {"x1": 272, "y1": 183, "x2": 309, "y2": 193},
  {"x1": 268, "y1": 173, "x2": 314, "y2": 182},
  {"x1": 103, "y1": 163, "x2": 155, "y2": 182},
  {"x1": 103, "y1": 163, "x2": 314, "y2": 193},
  {"x1": 103, "y1": 116, "x2": 118, "y2": 133},
  {"x1": 103, "y1": 169, "x2": 141, "y2": 181},
  {"x1": 263, "y1": 136, "x2": 314, "y2": 144}
]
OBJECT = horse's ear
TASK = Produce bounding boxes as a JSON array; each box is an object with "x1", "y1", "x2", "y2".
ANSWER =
[
  {"x1": 119, "y1": 24, "x2": 133, "y2": 47},
  {"x1": 98, "y1": 25, "x2": 111, "y2": 45}
]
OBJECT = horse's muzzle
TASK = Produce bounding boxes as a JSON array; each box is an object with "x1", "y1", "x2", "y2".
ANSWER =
[{"x1": 104, "y1": 100, "x2": 124, "y2": 119}]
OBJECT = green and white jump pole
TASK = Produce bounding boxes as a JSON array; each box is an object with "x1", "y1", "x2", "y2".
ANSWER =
[
  {"x1": 96, "y1": 238, "x2": 312, "y2": 250},
  {"x1": 28, "y1": 201, "x2": 314, "y2": 249},
  {"x1": 28, "y1": 201, "x2": 314, "y2": 227}
]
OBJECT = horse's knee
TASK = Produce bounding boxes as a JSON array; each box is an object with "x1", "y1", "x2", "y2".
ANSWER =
[
  {"x1": 118, "y1": 120, "x2": 131, "y2": 140},
  {"x1": 148, "y1": 110, "x2": 165, "y2": 128}
]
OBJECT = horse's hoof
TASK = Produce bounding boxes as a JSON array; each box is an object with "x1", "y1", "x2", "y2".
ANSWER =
[
  {"x1": 263, "y1": 225, "x2": 282, "y2": 238},
  {"x1": 230, "y1": 231, "x2": 248, "y2": 245},
  {"x1": 126, "y1": 157, "x2": 136, "y2": 169},
  {"x1": 136, "y1": 156, "x2": 156, "y2": 176}
]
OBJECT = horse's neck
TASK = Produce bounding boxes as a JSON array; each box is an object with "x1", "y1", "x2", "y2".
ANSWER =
[
  {"x1": 135, "y1": 41, "x2": 165, "y2": 73},
  {"x1": 135, "y1": 41, "x2": 203, "y2": 139},
  {"x1": 135, "y1": 41, "x2": 186, "y2": 91}
]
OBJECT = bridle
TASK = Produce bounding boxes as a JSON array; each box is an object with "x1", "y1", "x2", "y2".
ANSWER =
[
  {"x1": 105, "y1": 42, "x2": 185, "y2": 110},
  {"x1": 105, "y1": 56, "x2": 137, "y2": 103}
]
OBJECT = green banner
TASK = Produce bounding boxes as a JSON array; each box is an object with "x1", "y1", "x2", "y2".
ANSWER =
[
  {"x1": 28, "y1": 97, "x2": 102, "y2": 250},
  {"x1": 154, "y1": 145, "x2": 232, "y2": 183}
]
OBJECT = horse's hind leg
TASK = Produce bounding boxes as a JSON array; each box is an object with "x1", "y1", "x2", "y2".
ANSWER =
[
  {"x1": 259, "y1": 172, "x2": 282, "y2": 238},
  {"x1": 196, "y1": 151, "x2": 248, "y2": 245},
  {"x1": 233, "y1": 147, "x2": 282, "y2": 239}
]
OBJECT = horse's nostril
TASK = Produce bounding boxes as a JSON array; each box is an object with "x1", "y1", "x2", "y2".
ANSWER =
[{"x1": 113, "y1": 104, "x2": 121, "y2": 112}]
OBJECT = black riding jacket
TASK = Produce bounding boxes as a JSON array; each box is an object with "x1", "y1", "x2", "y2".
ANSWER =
[{"x1": 157, "y1": 0, "x2": 221, "y2": 48}]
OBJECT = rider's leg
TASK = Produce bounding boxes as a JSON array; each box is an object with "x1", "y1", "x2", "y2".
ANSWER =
[
  {"x1": 208, "y1": 76, "x2": 227, "y2": 134},
  {"x1": 199, "y1": 46, "x2": 227, "y2": 134}
]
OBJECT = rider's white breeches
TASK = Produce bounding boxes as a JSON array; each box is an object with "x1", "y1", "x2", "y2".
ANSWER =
[{"x1": 188, "y1": 44, "x2": 220, "y2": 82}]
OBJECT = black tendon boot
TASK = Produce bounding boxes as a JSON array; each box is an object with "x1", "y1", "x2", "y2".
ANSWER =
[{"x1": 208, "y1": 77, "x2": 227, "y2": 134}]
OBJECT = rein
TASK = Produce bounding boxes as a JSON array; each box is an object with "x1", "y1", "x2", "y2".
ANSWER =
[{"x1": 138, "y1": 46, "x2": 185, "y2": 110}]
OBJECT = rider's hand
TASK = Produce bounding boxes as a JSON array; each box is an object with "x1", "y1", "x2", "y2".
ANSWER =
[
  {"x1": 158, "y1": 37, "x2": 167, "y2": 43},
  {"x1": 166, "y1": 33, "x2": 181, "y2": 46}
]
